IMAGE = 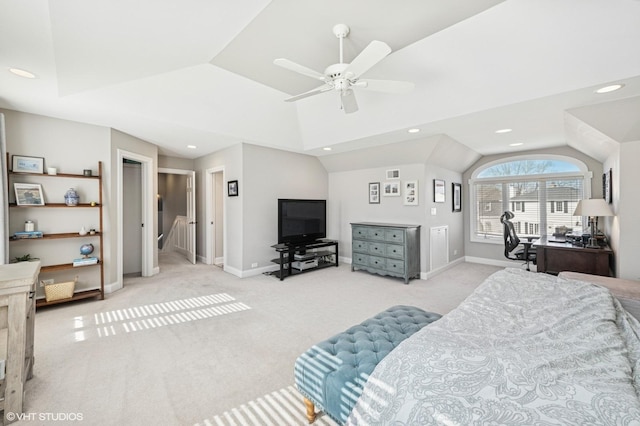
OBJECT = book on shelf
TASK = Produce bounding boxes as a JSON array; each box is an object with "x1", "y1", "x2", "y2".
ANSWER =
[
  {"x1": 14, "y1": 231, "x2": 43, "y2": 239},
  {"x1": 73, "y1": 257, "x2": 99, "y2": 266}
]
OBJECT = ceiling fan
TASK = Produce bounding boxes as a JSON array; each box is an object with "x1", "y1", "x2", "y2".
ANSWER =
[{"x1": 274, "y1": 24, "x2": 414, "y2": 114}]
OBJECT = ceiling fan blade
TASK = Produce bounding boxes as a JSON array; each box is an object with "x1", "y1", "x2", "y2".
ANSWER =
[
  {"x1": 356, "y1": 79, "x2": 415, "y2": 94},
  {"x1": 341, "y1": 89, "x2": 358, "y2": 114},
  {"x1": 284, "y1": 84, "x2": 332, "y2": 102},
  {"x1": 342, "y1": 40, "x2": 391, "y2": 79},
  {"x1": 274, "y1": 58, "x2": 326, "y2": 81}
]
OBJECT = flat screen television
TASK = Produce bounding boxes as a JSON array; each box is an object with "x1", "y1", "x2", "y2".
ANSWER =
[{"x1": 278, "y1": 199, "x2": 326, "y2": 245}]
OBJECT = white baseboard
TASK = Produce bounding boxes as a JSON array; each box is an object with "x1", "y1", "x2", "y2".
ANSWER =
[
  {"x1": 104, "y1": 280, "x2": 122, "y2": 294},
  {"x1": 422, "y1": 257, "x2": 466, "y2": 280},
  {"x1": 214, "y1": 257, "x2": 224, "y2": 266},
  {"x1": 465, "y1": 256, "x2": 537, "y2": 272}
]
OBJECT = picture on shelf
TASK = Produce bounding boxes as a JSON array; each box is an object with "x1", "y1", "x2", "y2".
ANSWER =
[
  {"x1": 12, "y1": 155, "x2": 44, "y2": 174},
  {"x1": 14, "y1": 183, "x2": 45, "y2": 206}
]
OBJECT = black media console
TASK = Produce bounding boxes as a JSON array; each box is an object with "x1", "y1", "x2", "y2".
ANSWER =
[{"x1": 270, "y1": 239, "x2": 339, "y2": 281}]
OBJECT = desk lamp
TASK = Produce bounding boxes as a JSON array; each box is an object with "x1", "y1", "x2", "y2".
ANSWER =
[{"x1": 573, "y1": 198, "x2": 614, "y2": 248}]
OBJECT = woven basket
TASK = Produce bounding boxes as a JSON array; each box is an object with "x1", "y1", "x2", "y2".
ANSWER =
[{"x1": 43, "y1": 277, "x2": 77, "y2": 302}]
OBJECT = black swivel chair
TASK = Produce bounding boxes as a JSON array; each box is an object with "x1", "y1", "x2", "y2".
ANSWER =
[{"x1": 500, "y1": 211, "x2": 537, "y2": 271}]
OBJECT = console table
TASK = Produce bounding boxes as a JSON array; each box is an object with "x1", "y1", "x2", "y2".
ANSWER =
[
  {"x1": 0, "y1": 261, "x2": 39, "y2": 424},
  {"x1": 533, "y1": 235, "x2": 612, "y2": 276},
  {"x1": 270, "y1": 240, "x2": 339, "y2": 281}
]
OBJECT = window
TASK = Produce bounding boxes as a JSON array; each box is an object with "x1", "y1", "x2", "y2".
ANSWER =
[{"x1": 470, "y1": 156, "x2": 591, "y2": 242}]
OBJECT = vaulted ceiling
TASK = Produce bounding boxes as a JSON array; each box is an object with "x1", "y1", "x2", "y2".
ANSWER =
[{"x1": 1, "y1": 0, "x2": 639, "y2": 161}]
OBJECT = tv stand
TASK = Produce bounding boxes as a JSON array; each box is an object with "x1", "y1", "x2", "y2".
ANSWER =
[{"x1": 270, "y1": 240, "x2": 339, "y2": 281}]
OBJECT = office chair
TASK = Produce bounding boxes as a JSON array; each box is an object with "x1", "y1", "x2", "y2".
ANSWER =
[{"x1": 500, "y1": 211, "x2": 537, "y2": 271}]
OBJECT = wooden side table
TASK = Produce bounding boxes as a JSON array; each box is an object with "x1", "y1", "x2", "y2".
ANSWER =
[{"x1": 0, "y1": 261, "x2": 39, "y2": 424}]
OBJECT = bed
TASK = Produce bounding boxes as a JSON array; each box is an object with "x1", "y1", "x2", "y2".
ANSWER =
[{"x1": 346, "y1": 268, "x2": 640, "y2": 425}]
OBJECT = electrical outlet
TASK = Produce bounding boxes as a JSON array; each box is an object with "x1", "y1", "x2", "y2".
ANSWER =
[
  {"x1": 251, "y1": 263, "x2": 258, "y2": 268},
  {"x1": 40, "y1": 278, "x2": 54, "y2": 287},
  {"x1": 453, "y1": 249, "x2": 458, "y2": 255}
]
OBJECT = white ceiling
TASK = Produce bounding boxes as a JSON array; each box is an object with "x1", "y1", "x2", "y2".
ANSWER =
[{"x1": 1, "y1": 0, "x2": 639, "y2": 160}]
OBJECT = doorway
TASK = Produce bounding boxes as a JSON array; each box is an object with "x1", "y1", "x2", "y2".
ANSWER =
[
  {"x1": 205, "y1": 167, "x2": 225, "y2": 267},
  {"x1": 158, "y1": 168, "x2": 196, "y2": 264},
  {"x1": 123, "y1": 160, "x2": 142, "y2": 276}
]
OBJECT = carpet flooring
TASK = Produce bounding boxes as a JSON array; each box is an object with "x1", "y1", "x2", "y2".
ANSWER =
[{"x1": 17, "y1": 253, "x2": 501, "y2": 425}]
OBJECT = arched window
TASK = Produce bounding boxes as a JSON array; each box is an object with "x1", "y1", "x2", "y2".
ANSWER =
[{"x1": 469, "y1": 155, "x2": 592, "y2": 243}]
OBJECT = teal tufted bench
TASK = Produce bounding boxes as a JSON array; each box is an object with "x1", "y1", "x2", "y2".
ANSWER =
[{"x1": 294, "y1": 305, "x2": 441, "y2": 424}]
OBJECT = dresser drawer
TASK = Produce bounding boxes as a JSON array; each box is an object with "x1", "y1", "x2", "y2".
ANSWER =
[
  {"x1": 352, "y1": 227, "x2": 369, "y2": 240},
  {"x1": 352, "y1": 252, "x2": 369, "y2": 266},
  {"x1": 353, "y1": 240, "x2": 368, "y2": 253},
  {"x1": 385, "y1": 244, "x2": 404, "y2": 259},
  {"x1": 385, "y1": 229, "x2": 405, "y2": 244},
  {"x1": 368, "y1": 242, "x2": 385, "y2": 256},
  {"x1": 369, "y1": 255, "x2": 386, "y2": 269},
  {"x1": 367, "y1": 227, "x2": 385, "y2": 241},
  {"x1": 386, "y1": 259, "x2": 405, "y2": 273}
]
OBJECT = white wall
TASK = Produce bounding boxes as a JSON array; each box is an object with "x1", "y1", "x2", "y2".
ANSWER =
[{"x1": 606, "y1": 141, "x2": 640, "y2": 280}]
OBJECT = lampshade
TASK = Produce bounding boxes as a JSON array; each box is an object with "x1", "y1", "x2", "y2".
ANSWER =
[{"x1": 573, "y1": 198, "x2": 614, "y2": 217}]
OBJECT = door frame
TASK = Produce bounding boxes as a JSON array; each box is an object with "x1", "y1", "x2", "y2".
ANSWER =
[
  {"x1": 158, "y1": 167, "x2": 197, "y2": 264},
  {"x1": 205, "y1": 167, "x2": 226, "y2": 267},
  {"x1": 117, "y1": 149, "x2": 154, "y2": 290}
]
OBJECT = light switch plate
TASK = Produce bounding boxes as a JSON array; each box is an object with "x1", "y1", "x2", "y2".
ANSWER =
[{"x1": 430, "y1": 207, "x2": 437, "y2": 215}]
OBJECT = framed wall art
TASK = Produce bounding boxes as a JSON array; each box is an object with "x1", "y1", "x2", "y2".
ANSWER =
[
  {"x1": 403, "y1": 180, "x2": 418, "y2": 206},
  {"x1": 369, "y1": 182, "x2": 380, "y2": 204},
  {"x1": 227, "y1": 180, "x2": 238, "y2": 197},
  {"x1": 12, "y1": 155, "x2": 44, "y2": 174},
  {"x1": 452, "y1": 182, "x2": 462, "y2": 212},
  {"x1": 383, "y1": 181, "x2": 400, "y2": 197},
  {"x1": 433, "y1": 179, "x2": 445, "y2": 203},
  {"x1": 14, "y1": 183, "x2": 45, "y2": 206},
  {"x1": 603, "y1": 168, "x2": 612, "y2": 204}
]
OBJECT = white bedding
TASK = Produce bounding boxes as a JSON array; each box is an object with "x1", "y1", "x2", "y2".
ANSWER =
[{"x1": 347, "y1": 268, "x2": 640, "y2": 425}]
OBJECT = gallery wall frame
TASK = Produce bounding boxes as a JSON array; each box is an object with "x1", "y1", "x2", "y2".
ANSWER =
[
  {"x1": 433, "y1": 179, "x2": 445, "y2": 203},
  {"x1": 403, "y1": 180, "x2": 418, "y2": 206},
  {"x1": 603, "y1": 168, "x2": 612, "y2": 204},
  {"x1": 369, "y1": 182, "x2": 380, "y2": 204},
  {"x1": 452, "y1": 182, "x2": 462, "y2": 212},
  {"x1": 383, "y1": 181, "x2": 400, "y2": 197},
  {"x1": 227, "y1": 180, "x2": 238, "y2": 197}
]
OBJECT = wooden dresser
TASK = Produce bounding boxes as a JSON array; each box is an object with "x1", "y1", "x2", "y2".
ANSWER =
[
  {"x1": 351, "y1": 222, "x2": 420, "y2": 284},
  {"x1": 0, "y1": 261, "x2": 39, "y2": 424}
]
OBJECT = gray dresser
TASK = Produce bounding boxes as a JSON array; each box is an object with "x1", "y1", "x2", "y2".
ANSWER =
[{"x1": 351, "y1": 222, "x2": 420, "y2": 284}]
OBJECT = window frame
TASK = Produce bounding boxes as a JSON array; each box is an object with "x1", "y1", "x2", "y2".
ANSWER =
[{"x1": 469, "y1": 155, "x2": 592, "y2": 244}]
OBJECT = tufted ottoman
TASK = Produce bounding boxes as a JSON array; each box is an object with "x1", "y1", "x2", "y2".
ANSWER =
[{"x1": 294, "y1": 305, "x2": 441, "y2": 424}]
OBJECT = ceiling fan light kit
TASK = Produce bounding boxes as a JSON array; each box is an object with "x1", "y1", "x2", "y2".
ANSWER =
[{"x1": 274, "y1": 24, "x2": 414, "y2": 114}]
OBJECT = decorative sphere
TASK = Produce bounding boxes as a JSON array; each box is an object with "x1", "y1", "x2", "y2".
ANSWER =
[{"x1": 80, "y1": 243, "x2": 94, "y2": 257}]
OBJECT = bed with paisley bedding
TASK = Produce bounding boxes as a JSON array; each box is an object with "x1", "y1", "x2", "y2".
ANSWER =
[{"x1": 346, "y1": 268, "x2": 640, "y2": 425}]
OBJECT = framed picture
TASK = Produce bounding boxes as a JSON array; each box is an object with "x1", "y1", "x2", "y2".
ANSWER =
[
  {"x1": 368, "y1": 182, "x2": 380, "y2": 204},
  {"x1": 603, "y1": 168, "x2": 612, "y2": 204},
  {"x1": 403, "y1": 180, "x2": 419, "y2": 206},
  {"x1": 452, "y1": 183, "x2": 462, "y2": 212},
  {"x1": 385, "y1": 169, "x2": 400, "y2": 179},
  {"x1": 12, "y1": 155, "x2": 44, "y2": 174},
  {"x1": 433, "y1": 179, "x2": 445, "y2": 203},
  {"x1": 227, "y1": 180, "x2": 238, "y2": 197},
  {"x1": 14, "y1": 183, "x2": 45, "y2": 206},
  {"x1": 383, "y1": 181, "x2": 401, "y2": 197}
]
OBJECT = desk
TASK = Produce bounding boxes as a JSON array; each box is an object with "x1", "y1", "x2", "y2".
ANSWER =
[
  {"x1": 533, "y1": 236, "x2": 612, "y2": 276},
  {"x1": 0, "y1": 261, "x2": 39, "y2": 424}
]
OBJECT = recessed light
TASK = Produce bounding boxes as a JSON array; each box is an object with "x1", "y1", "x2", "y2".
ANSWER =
[
  {"x1": 187, "y1": 145, "x2": 197, "y2": 149},
  {"x1": 595, "y1": 84, "x2": 624, "y2": 94},
  {"x1": 495, "y1": 128, "x2": 512, "y2": 134},
  {"x1": 8, "y1": 67, "x2": 36, "y2": 79},
  {"x1": 509, "y1": 142, "x2": 523, "y2": 147},
  {"x1": 323, "y1": 147, "x2": 332, "y2": 151},
  {"x1": 407, "y1": 128, "x2": 420, "y2": 133}
]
